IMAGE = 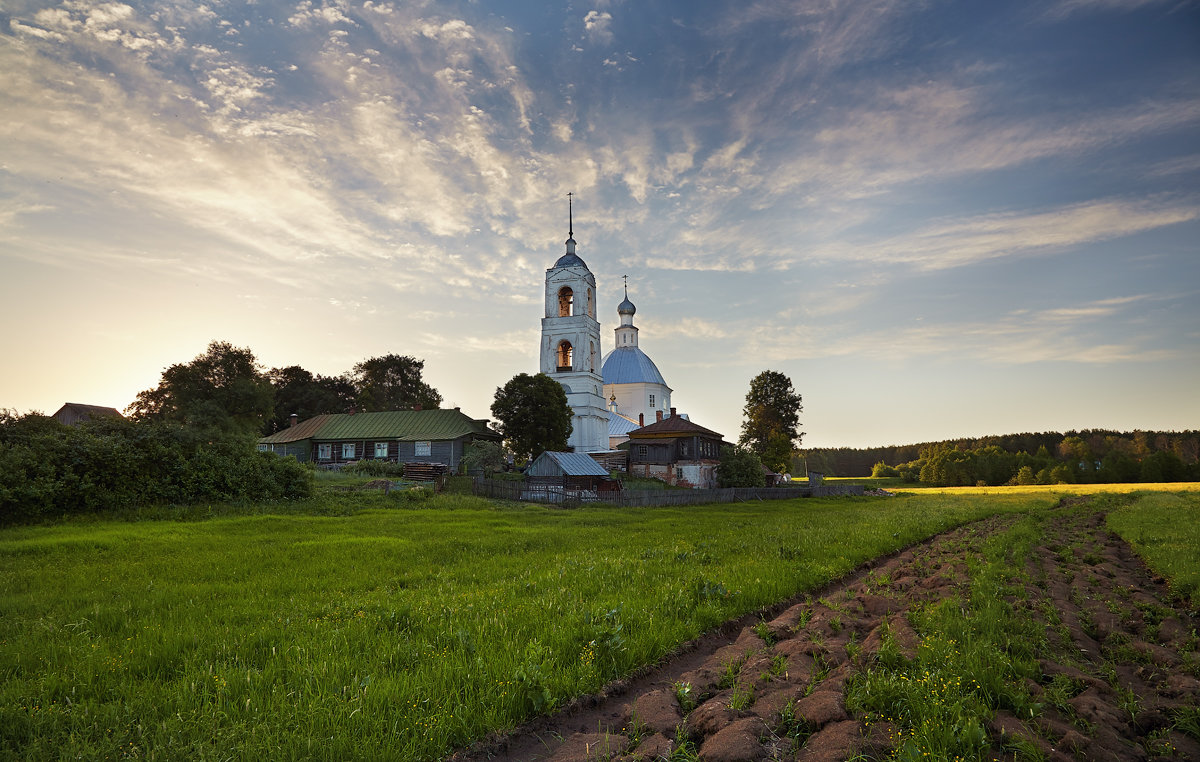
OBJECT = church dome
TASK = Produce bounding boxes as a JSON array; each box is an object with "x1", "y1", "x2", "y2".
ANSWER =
[
  {"x1": 601, "y1": 346, "x2": 667, "y2": 386},
  {"x1": 617, "y1": 295, "x2": 636, "y2": 315},
  {"x1": 553, "y1": 234, "x2": 587, "y2": 269},
  {"x1": 553, "y1": 251, "x2": 588, "y2": 269}
]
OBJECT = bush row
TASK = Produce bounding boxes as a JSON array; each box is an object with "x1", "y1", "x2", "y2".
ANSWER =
[
  {"x1": 0, "y1": 414, "x2": 311, "y2": 522},
  {"x1": 871, "y1": 442, "x2": 1198, "y2": 487}
]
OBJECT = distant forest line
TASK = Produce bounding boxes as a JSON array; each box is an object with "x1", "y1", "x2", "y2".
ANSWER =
[{"x1": 800, "y1": 430, "x2": 1200, "y2": 485}]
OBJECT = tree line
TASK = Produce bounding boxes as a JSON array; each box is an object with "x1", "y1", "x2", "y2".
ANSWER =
[
  {"x1": 125, "y1": 340, "x2": 443, "y2": 437},
  {"x1": 802, "y1": 429, "x2": 1200, "y2": 485}
]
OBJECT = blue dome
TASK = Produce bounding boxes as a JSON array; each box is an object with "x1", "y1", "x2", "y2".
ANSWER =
[{"x1": 601, "y1": 346, "x2": 667, "y2": 386}]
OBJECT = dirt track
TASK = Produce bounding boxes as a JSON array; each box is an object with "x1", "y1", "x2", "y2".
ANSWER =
[{"x1": 451, "y1": 502, "x2": 1200, "y2": 761}]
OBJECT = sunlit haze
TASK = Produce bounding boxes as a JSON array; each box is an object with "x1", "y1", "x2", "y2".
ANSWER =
[{"x1": 2, "y1": 0, "x2": 1197, "y2": 447}]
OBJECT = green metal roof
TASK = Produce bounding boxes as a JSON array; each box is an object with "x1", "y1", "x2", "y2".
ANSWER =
[{"x1": 259, "y1": 409, "x2": 500, "y2": 444}]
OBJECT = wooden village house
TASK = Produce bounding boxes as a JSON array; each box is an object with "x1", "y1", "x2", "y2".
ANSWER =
[
  {"x1": 626, "y1": 411, "x2": 727, "y2": 489},
  {"x1": 51, "y1": 403, "x2": 123, "y2": 426},
  {"x1": 257, "y1": 408, "x2": 500, "y2": 471}
]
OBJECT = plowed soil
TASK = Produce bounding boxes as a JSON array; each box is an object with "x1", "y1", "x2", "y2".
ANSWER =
[{"x1": 450, "y1": 502, "x2": 1200, "y2": 761}]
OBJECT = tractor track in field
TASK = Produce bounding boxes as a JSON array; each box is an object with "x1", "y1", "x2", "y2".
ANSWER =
[{"x1": 449, "y1": 500, "x2": 1200, "y2": 762}]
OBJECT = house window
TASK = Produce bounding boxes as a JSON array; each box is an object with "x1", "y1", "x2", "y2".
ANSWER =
[
  {"x1": 637, "y1": 445, "x2": 648, "y2": 456},
  {"x1": 557, "y1": 340, "x2": 573, "y2": 371},
  {"x1": 342, "y1": 443, "x2": 355, "y2": 459},
  {"x1": 415, "y1": 441, "x2": 432, "y2": 457},
  {"x1": 318, "y1": 443, "x2": 332, "y2": 460},
  {"x1": 558, "y1": 286, "x2": 574, "y2": 317},
  {"x1": 374, "y1": 442, "x2": 388, "y2": 458},
  {"x1": 649, "y1": 394, "x2": 655, "y2": 408}
]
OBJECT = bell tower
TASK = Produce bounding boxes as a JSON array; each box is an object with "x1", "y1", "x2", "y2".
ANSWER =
[{"x1": 539, "y1": 195, "x2": 608, "y2": 453}]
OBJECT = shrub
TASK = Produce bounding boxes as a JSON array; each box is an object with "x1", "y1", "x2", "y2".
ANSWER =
[
  {"x1": 460, "y1": 440, "x2": 508, "y2": 474},
  {"x1": 0, "y1": 413, "x2": 311, "y2": 523},
  {"x1": 345, "y1": 459, "x2": 406, "y2": 478},
  {"x1": 716, "y1": 445, "x2": 766, "y2": 488},
  {"x1": 871, "y1": 461, "x2": 900, "y2": 478}
]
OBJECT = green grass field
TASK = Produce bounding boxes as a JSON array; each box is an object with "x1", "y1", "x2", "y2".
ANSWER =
[{"x1": 1, "y1": 485, "x2": 1195, "y2": 760}]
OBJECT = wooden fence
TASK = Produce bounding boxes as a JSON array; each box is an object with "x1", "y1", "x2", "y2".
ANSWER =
[{"x1": 471, "y1": 477, "x2": 814, "y2": 507}]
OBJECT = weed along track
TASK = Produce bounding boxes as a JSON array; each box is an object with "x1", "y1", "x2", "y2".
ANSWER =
[{"x1": 452, "y1": 500, "x2": 1200, "y2": 762}]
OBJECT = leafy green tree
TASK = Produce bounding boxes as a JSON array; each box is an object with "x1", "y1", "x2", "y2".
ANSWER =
[
  {"x1": 350, "y1": 354, "x2": 442, "y2": 412},
  {"x1": 716, "y1": 445, "x2": 766, "y2": 488},
  {"x1": 871, "y1": 461, "x2": 900, "y2": 478},
  {"x1": 1139, "y1": 451, "x2": 1185, "y2": 483},
  {"x1": 126, "y1": 341, "x2": 273, "y2": 439},
  {"x1": 265, "y1": 365, "x2": 356, "y2": 433},
  {"x1": 739, "y1": 370, "x2": 802, "y2": 472},
  {"x1": 460, "y1": 440, "x2": 509, "y2": 475},
  {"x1": 490, "y1": 373, "x2": 572, "y2": 460}
]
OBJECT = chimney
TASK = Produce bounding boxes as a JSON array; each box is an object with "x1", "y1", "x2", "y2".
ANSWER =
[
  {"x1": 639, "y1": 413, "x2": 644, "y2": 426},
  {"x1": 656, "y1": 410, "x2": 663, "y2": 422},
  {"x1": 670, "y1": 407, "x2": 677, "y2": 418},
  {"x1": 289, "y1": 413, "x2": 298, "y2": 428}
]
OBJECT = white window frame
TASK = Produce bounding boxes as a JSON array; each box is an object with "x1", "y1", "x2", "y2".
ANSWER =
[
  {"x1": 415, "y1": 441, "x2": 432, "y2": 457},
  {"x1": 374, "y1": 442, "x2": 388, "y2": 458},
  {"x1": 318, "y1": 443, "x2": 332, "y2": 460},
  {"x1": 342, "y1": 443, "x2": 355, "y2": 459}
]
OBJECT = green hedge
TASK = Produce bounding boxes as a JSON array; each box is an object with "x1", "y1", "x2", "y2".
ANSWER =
[{"x1": 0, "y1": 414, "x2": 311, "y2": 522}]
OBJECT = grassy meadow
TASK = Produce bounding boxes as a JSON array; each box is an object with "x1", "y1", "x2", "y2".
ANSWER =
[{"x1": 1, "y1": 485, "x2": 1196, "y2": 760}]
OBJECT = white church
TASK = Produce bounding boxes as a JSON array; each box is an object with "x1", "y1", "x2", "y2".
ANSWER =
[{"x1": 538, "y1": 207, "x2": 674, "y2": 453}]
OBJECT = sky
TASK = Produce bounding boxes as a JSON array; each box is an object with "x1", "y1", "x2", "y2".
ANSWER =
[{"x1": 1, "y1": 0, "x2": 1198, "y2": 449}]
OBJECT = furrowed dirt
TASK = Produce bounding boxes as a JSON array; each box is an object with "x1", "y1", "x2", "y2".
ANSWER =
[{"x1": 450, "y1": 500, "x2": 1200, "y2": 761}]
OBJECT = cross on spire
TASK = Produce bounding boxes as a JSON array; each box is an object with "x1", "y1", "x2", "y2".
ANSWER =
[
  {"x1": 567, "y1": 192, "x2": 573, "y2": 238},
  {"x1": 622, "y1": 274, "x2": 628, "y2": 298}
]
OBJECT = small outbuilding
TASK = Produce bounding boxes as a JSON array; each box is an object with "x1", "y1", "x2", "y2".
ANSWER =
[
  {"x1": 524, "y1": 450, "x2": 620, "y2": 501},
  {"x1": 52, "y1": 403, "x2": 123, "y2": 427}
]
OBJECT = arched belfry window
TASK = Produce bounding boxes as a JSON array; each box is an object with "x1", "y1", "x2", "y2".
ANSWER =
[
  {"x1": 587, "y1": 288, "x2": 594, "y2": 317},
  {"x1": 556, "y1": 340, "x2": 573, "y2": 371},
  {"x1": 558, "y1": 287, "x2": 574, "y2": 317}
]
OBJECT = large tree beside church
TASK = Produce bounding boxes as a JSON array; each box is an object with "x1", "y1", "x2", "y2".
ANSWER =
[
  {"x1": 490, "y1": 373, "x2": 572, "y2": 461},
  {"x1": 739, "y1": 370, "x2": 803, "y2": 473}
]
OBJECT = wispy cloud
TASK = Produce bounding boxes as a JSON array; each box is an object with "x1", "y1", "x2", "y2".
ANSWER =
[
  {"x1": 804, "y1": 198, "x2": 1199, "y2": 270},
  {"x1": 1041, "y1": 0, "x2": 1173, "y2": 21},
  {"x1": 744, "y1": 292, "x2": 1187, "y2": 366}
]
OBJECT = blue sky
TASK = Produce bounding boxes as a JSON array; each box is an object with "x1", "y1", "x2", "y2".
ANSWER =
[{"x1": 2, "y1": 0, "x2": 1197, "y2": 448}]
